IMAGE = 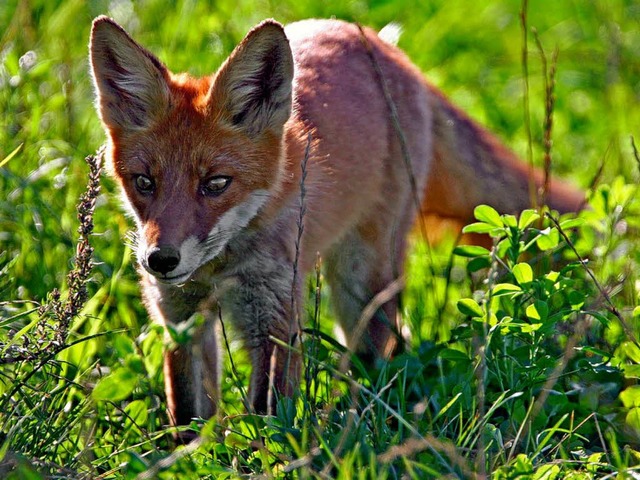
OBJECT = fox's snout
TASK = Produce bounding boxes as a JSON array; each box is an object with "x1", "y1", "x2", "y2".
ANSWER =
[
  {"x1": 146, "y1": 245, "x2": 181, "y2": 275},
  {"x1": 138, "y1": 233, "x2": 211, "y2": 284}
]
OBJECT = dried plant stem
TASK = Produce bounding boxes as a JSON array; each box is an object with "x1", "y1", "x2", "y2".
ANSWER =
[
  {"x1": 631, "y1": 135, "x2": 640, "y2": 173},
  {"x1": 1, "y1": 147, "x2": 103, "y2": 365},
  {"x1": 520, "y1": 0, "x2": 537, "y2": 210},
  {"x1": 547, "y1": 212, "x2": 640, "y2": 348},
  {"x1": 356, "y1": 23, "x2": 441, "y2": 330},
  {"x1": 290, "y1": 132, "x2": 313, "y2": 333},
  {"x1": 533, "y1": 28, "x2": 559, "y2": 209},
  {"x1": 57, "y1": 147, "x2": 104, "y2": 341},
  {"x1": 356, "y1": 25, "x2": 426, "y2": 243}
]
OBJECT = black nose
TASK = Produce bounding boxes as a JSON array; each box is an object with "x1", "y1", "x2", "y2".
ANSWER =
[{"x1": 147, "y1": 245, "x2": 181, "y2": 274}]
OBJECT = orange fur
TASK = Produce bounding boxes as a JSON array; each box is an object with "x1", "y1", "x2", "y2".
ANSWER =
[{"x1": 90, "y1": 17, "x2": 583, "y2": 425}]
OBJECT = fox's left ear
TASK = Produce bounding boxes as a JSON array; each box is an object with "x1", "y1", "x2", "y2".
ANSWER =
[
  {"x1": 210, "y1": 20, "x2": 294, "y2": 137},
  {"x1": 90, "y1": 16, "x2": 170, "y2": 132}
]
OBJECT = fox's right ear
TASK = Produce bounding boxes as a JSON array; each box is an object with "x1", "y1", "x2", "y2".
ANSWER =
[
  {"x1": 209, "y1": 20, "x2": 294, "y2": 137},
  {"x1": 89, "y1": 16, "x2": 170, "y2": 132}
]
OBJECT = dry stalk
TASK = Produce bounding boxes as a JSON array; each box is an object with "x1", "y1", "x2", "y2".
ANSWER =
[
  {"x1": 520, "y1": 0, "x2": 537, "y2": 210},
  {"x1": 356, "y1": 23, "x2": 441, "y2": 308},
  {"x1": 1, "y1": 147, "x2": 103, "y2": 365},
  {"x1": 532, "y1": 28, "x2": 559, "y2": 209}
]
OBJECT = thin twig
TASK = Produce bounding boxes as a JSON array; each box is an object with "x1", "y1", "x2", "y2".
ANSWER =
[
  {"x1": 282, "y1": 131, "x2": 313, "y2": 409},
  {"x1": 217, "y1": 301, "x2": 251, "y2": 413},
  {"x1": 547, "y1": 212, "x2": 640, "y2": 348},
  {"x1": 520, "y1": 0, "x2": 537, "y2": 210},
  {"x1": 338, "y1": 277, "x2": 405, "y2": 374},
  {"x1": 290, "y1": 132, "x2": 313, "y2": 333},
  {"x1": 304, "y1": 253, "x2": 323, "y2": 404},
  {"x1": 532, "y1": 28, "x2": 559, "y2": 209},
  {"x1": 357, "y1": 23, "x2": 441, "y2": 311},
  {"x1": 587, "y1": 141, "x2": 610, "y2": 193},
  {"x1": 631, "y1": 135, "x2": 640, "y2": 175}
]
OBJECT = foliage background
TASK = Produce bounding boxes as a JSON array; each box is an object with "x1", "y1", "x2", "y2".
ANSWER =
[{"x1": 1, "y1": 0, "x2": 639, "y2": 478}]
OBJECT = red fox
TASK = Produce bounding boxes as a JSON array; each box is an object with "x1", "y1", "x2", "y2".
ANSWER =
[{"x1": 90, "y1": 17, "x2": 583, "y2": 425}]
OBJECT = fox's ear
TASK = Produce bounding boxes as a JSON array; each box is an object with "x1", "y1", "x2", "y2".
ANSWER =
[
  {"x1": 89, "y1": 16, "x2": 170, "y2": 132},
  {"x1": 210, "y1": 20, "x2": 293, "y2": 136}
]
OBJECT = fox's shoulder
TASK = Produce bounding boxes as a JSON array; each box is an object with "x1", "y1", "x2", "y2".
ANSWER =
[
  {"x1": 284, "y1": 18, "x2": 355, "y2": 41},
  {"x1": 284, "y1": 19, "x2": 387, "y2": 52}
]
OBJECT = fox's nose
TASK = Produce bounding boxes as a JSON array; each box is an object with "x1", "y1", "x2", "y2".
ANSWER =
[{"x1": 147, "y1": 245, "x2": 181, "y2": 275}]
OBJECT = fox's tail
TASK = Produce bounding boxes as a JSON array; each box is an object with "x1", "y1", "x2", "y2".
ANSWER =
[{"x1": 421, "y1": 84, "x2": 585, "y2": 243}]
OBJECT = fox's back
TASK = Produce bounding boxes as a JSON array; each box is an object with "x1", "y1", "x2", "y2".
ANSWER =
[{"x1": 282, "y1": 20, "x2": 434, "y2": 260}]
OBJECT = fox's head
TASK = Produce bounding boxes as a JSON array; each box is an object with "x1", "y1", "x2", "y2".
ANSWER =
[{"x1": 90, "y1": 17, "x2": 294, "y2": 284}]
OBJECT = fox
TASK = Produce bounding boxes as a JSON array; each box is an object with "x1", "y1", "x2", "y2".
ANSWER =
[{"x1": 89, "y1": 16, "x2": 584, "y2": 427}]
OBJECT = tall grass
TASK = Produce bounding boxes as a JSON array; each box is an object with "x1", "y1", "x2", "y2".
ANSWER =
[{"x1": 1, "y1": 0, "x2": 640, "y2": 478}]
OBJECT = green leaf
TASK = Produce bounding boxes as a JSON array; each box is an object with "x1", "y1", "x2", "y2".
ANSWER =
[
  {"x1": 468, "y1": 256, "x2": 492, "y2": 272},
  {"x1": 503, "y1": 214, "x2": 517, "y2": 228},
  {"x1": 492, "y1": 283, "x2": 522, "y2": 296},
  {"x1": 496, "y1": 238, "x2": 511, "y2": 257},
  {"x1": 568, "y1": 290, "x2": 586, "y2": 310},
  {"x1": 125, "y1": 452, "x2": 149, "y2": 475},
  {"x1": 512, "y1": 263, "x2": 533, "y2": 284},
  {"x1": 0, "y1": 315, "x2": 39, "y2": 357},
  {"x1": 586, "y1": 453, "x2": 604, "y2": 474},
  {"x1": 124, "y1": 399, "x2": 148, "y2": 432},
  {"x1": 453, "y1": 245, "x2": 491, "y2": 258},
  {"x1": 518, "y1": 209, "x2": 540, "y2": 229},
  {"x1": 559, "y1": 217, "x2": 585, "y2": 229},
  {"x1": 126, "y1": 355, "x2": 145, "y2": 374},
  {"x1": 619, "y1": 342, "x2": 640, "y2": 363},
  {"x1": 0, "y1": 143, "x2": 23, "y2": 169},
  {"x1": 462, "y1": 222, "x2": 495, "y2": 234},
  {"x1": 92, "y1": 367, "x2": 137, "y2": 402},
  {"x1": 626, "y1": 408, "x2": 640, "y2": 431},
  {"x1": 576, "y1": 346, "x2": 610, "y2": 359},
  {"x1": 512, "y1": 454, "x2": 534, "y2": 475},
  {"x1": 620, "y1": 385, "x2": 640, "y2": 408},
  {"x1": 526, "y1": 303, "x2": 541, "y2": 321},
  {"x1": 533, "y1": 464, "x2": 560, "y2": 480},
  {"x1": 434, "y1": 392, "x2": 462, "y2": 421},
  {"x1": 474, "y1": 205, "x2": 502, "y2": 227},
  {"x1": 524, "y1": 301, "x2": 548, "y2": 323},
  {"x1": 520, "y1": 322, "x2": 543, "y2": 333},
  {"x1": 439, "y1": 348, "x2": 471, "y2": 362},
  {"x1": 165, "y1": 312, "x2": 206, "y2": 346},
  {"x1": 586, "y1": 311, "x2": 610, "y2": 328},
  {"x1": 622, "y1": 364, "x2": 640, "y2": 379},
  {"x1": 534, "y1": 300, "x2": 549, "y2": 321},
  {"x1": 225, "y1": 431, "x2": 251, "y2": 449},
  {"x1": 457, "y1": 298, "x2": 484, "y2": 318},
  {"x1": 545, "y1": 271, "x2": 560, "y2": 283},
  {"x1": 536, "y1": 227, "x2": 559, "y2": 250}
]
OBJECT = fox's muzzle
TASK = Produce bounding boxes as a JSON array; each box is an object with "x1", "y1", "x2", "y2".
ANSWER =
[{"x1": 146, "y1": 245, "x2": 181, "y2": 275}]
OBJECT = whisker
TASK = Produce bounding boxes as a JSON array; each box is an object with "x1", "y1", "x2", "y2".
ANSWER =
[{"x1": 124, "y1": 230, "x2": 140, "y2": 254}]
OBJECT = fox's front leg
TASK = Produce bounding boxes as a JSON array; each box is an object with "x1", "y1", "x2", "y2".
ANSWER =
[
  {"x1": 228, "y1": 267, "x2": 302, "y2": 414},
  {"x1": 163, "y1": 317, "x2": 219, "y2": 427},
  {"x1": 142, "y1": 278, "x2": 219, "y2": 428}
]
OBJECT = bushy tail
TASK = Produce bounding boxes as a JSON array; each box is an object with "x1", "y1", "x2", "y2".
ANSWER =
[{"x1": 422, "y1": 84, "x2": 584, "y2": 242}]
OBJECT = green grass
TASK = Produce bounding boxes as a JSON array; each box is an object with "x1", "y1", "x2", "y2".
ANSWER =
[{"x1": 2, "y1": 0, "x2": 640, "y2": 478}]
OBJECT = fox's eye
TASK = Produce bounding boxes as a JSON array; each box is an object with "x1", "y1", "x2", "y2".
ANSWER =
[
  {"x1": 134, "y1": 174, "x2": 155, "y2": 194},
  {"x1": 201, "y1": 176, "x2": 232, "y2": 197}
]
